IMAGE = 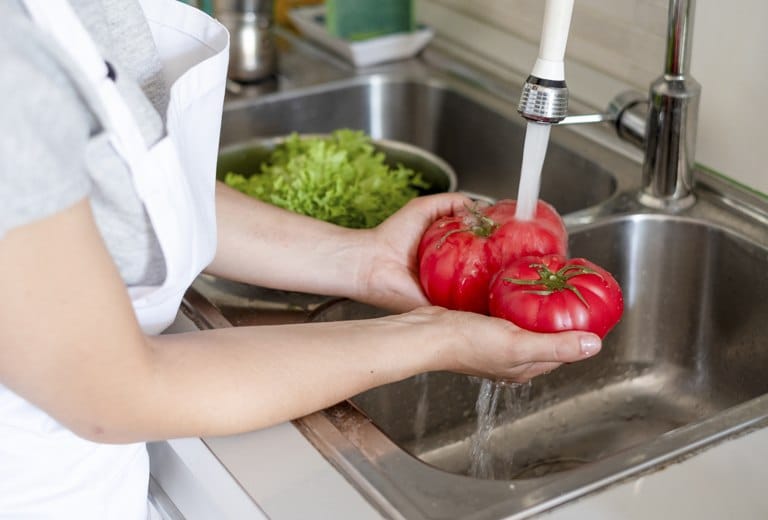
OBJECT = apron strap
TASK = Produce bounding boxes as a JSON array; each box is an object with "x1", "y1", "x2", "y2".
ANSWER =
[
  {"x1": 21, "y1": 0, "x2": 153, "y2": 171},
  {"x1": 23, "y1": 0, "x2": 228, "y2": 335},
  {"x1": 22, "y1": 0, "x2": 108, "y2": 85}
]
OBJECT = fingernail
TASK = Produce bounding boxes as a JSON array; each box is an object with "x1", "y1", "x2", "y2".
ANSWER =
[{"x1": 580, "y1": 335, "x2": 601, "y2": 356}]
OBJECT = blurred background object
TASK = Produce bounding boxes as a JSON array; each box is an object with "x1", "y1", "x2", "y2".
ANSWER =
[
  {"x1": 325, "y1": 0, "x2": 414, "y2": 41},
  {"x1": 214, "y1": 0, "x2": 278, "y2": 83},
  {"x1": 288, "y1": 1, "x2": 431, "y2": 68},
  {"x1": 177, "y1": 0, "x2": 214, "y2": 15},
  {"x1": 274, "y1": 0, "x2": 324, "y2": 30}
]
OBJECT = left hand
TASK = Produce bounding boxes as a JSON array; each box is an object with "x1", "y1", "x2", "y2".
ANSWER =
[{"x1": 354, "y1": 192, "x2": 474, "y2": 312}]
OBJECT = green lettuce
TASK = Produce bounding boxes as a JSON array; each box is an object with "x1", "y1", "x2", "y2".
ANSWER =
[{"x1": 223, "y1": 130, "x2": 430, "y2": 229}]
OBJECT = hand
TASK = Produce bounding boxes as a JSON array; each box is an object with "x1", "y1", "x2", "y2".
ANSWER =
[
  {"x1": 354, "y1": 193, "x2": 473, "y2": 312},
  {"x1": 400, "y1": 306, "x2": 603, "y2": 383}
]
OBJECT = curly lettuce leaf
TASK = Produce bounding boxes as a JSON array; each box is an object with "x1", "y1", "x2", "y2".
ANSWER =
[{"x1": 223, "y1": 130, "x2": 430, "y2": 229}]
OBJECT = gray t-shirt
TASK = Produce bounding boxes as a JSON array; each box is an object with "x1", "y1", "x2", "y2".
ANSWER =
[{"x1": 0, "y1": 0, "x2": 169, "y2": 285}]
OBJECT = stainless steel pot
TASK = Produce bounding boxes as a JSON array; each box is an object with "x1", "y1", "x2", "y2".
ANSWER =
[{"x1": 214, "y1": 0, "x2": 277, "y2": 83}]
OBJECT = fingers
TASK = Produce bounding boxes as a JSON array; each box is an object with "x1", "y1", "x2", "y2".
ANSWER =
[
  {"x1": 516, "y1": 361, "x2": 562, "y2": 380},
  {"x1": 495, "y1": 335, "x2": 598, "y2": 383},
  {"x1": 407, "y1": 192, "x2": 474, "y2": 222},
  {"x1": 510, "y1": 329, "x2": 602, "y2": 364}
]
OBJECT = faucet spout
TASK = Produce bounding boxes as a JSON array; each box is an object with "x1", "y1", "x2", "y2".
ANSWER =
[{"x1": 517, "y1": 0, "x2": 575, "y2": 124}]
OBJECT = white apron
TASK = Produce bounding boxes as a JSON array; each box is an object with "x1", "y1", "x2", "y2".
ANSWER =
[{"x1": 0, "y1": 1, "x2": 228, "y2": 518}]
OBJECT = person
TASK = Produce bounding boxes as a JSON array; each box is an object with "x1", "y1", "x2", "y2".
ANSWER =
[{"x1": 0, "y1": 0, "x2": 603, "y2": 518}]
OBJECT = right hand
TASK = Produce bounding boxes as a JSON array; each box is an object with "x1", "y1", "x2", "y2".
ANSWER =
[
  {"x1": 352, "y1": 192, "x2": 473, "y2": 313},
  {"x1": 403, "y1": 306, "x2": 603, "y2": 383}
]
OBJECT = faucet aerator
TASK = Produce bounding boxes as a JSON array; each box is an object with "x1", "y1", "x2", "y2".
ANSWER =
[{"x1": 517, "y1": 76, "x2": 569, "y2": 124}]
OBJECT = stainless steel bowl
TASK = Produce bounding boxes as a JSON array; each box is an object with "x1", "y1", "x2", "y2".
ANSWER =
[{"x1": 216, "y1": 134, "x2": 458, "y2": 194}]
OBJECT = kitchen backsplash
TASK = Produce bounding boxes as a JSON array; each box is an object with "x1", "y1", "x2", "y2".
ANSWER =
[
  {"x1": 420, "y1": 0, "x2": 667, "y2": 91},
  {"x1": 416, "y1": 0, "x2": 768, "y2": 195}
]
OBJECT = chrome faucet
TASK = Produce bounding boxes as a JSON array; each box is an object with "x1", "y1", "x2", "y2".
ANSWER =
[{"x1": 518, "y1": 0, "x2": 701, "y2": 210}]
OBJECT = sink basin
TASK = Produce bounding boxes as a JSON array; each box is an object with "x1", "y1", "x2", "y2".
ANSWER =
[
  {"x1": 313, "y1": 213, "x2": 768, "y2": 483},
  {"x1": 221, "y1": 75, "x2": 623, "y2": 213},
  {"x1": 291, "y1": 208, "x2": 768, "y2": 517}
]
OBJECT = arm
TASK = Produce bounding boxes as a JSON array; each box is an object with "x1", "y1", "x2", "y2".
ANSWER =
[
  {"x1": 206, "y1": 181, "x2": 370, "y2": 298},
  {"x1": 0, "y1": 199, "x2": 601, "y2": 444},
  {"x1": 207, "y1": 182, "x2": 470, "y2": 311}
]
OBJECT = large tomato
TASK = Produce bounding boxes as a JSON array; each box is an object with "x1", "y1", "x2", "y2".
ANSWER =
[
  {"x1": 488, "y1": 254, "x2": 623, "y2": 338},
  {"x1": 417, "y1": 200, "x2": 567, "y2": 314},
  {"x1": 485, "y1": 199, "x2": 567, "y2": 263}
]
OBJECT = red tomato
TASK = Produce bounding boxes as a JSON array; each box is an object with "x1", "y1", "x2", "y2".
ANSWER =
[
  {"x1": 488, "y1": 254, "x2": 623, "y2": 338},
  {"x1": 418, "y1": 200, "x2": 567, "y2": 314},
  {"x1": 485, "y1": 199, "x2": 568, "y2": 264}
]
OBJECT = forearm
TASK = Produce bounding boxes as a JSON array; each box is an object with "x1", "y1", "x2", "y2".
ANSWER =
[
  {"x1": 34, "y1": 303, "x2": 597, "y2": 444},
  {"x1": 207, "y1": 182, "x2": 370, "y2": 299},
  {"x1": 98, "y1": 313, "x2": 447, "y2": 442},
  {"x1": 208, "y1": 185, "x2": 476, "y2": 313},
  {"x1": 2, "y1": 317, "x2": 438, "y2": 444}
]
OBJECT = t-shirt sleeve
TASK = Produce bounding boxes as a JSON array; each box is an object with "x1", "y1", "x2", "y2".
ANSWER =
[{"x1": 0, "y1": 24, "x2": 93, "y2": 239}]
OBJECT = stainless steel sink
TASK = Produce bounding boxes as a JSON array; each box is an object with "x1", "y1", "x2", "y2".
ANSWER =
[{"x1": 180, "y1": 38, "x2": 768, "y2": 520}]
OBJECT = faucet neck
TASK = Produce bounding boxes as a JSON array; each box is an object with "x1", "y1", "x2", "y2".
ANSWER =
[
  {"x1": 664, "y1": 0, "x2": 696, "y2": 78},
  {"x1": 640, "y1": 0, "x2": 700, "y2": 209}
]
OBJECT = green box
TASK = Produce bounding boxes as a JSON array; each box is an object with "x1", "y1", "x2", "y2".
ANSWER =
[{"x1": 326, "y1": 0, "x2": 415, "y2": 41}]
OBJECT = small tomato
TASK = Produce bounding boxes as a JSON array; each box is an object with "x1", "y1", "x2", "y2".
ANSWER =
[
  {"x1": 418, "y1": 200, "x2": 567, "y2": 314},
  {"x1": 488, "y1": 254, "x2": 623, "y2": 338}
]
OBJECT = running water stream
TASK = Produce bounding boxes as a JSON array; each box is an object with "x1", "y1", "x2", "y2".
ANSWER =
[
  {"x1": 515, "y1": 121, "x2": 552, "y2": 221},
  {"x1": 469, "y1": 379, "x2": 532, "y2": 479},
  {"x1": 468, "y1": 121, "x2": 551, "y2": 478},
  {"x1": 413, "y1": 373, "x2": 429, "y2": 449}
]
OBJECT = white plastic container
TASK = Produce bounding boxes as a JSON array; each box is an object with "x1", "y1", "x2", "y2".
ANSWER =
[{"x1": 288, "y1": 5, "x2": 434, "y2": 67}]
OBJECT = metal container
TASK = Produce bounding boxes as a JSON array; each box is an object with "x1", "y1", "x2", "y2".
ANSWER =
[
  {"x1": 214, "y1": 0, "x2": 277, "y2": 82},
  {"x1": 216, "y1": 134, "x2": 458, "y2": 194}
]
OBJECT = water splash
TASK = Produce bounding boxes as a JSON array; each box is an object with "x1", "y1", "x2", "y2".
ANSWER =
[
  {"x1": 502, "y1": 380, "x2": 532, "y2": 419},
  {"x1": 469, "y1": 379, "x2": 502, "y2": 478},
  {"x1": 469, "y1": 380, "x2": 533, "y2": 479},
  {"x1": 413, "y1": 373, "x2": 429, "y2": 448}
]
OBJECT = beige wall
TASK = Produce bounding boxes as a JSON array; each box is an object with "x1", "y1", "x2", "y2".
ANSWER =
[{"x1": 417, "y1": 0, "x2": 768, "y2": 195}]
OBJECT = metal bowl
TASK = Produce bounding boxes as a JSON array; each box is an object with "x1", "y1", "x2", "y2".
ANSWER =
[{"x1": 216, "y1": 134, "x2": 458, "y2": 195}]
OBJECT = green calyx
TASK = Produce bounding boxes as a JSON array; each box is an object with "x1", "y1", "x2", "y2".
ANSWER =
[
  {"x1": 468, "y1": 215, "x2": 499, "y2": 238},
  {"x1": 437, "y1": 203, "x2": 499, "y2": 248},
  {"x1": 504, "y1": 263, "x2": 602, "y2": 308}
]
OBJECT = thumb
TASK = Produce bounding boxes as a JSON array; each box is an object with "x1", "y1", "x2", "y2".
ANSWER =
[{"x1": 511, "y1": 330, "x2": 602, "y2": 363}]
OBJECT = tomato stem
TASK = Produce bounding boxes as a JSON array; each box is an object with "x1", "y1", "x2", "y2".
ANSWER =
[
  {"x1": 503, "y1": 262, "x2": 603, "y2": 308},
  {"x1": 464, "y1": 203, "x2": 499, "y2": 238},
  {"x1": 436, "y1": 203, "x2": 499, "y2": 247}
]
